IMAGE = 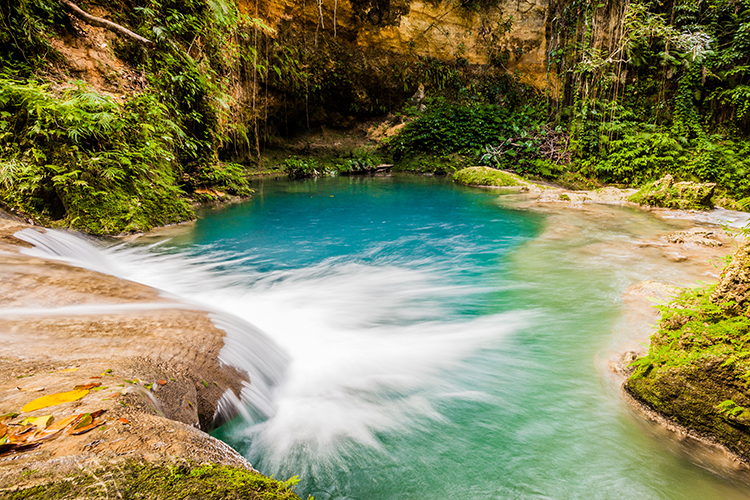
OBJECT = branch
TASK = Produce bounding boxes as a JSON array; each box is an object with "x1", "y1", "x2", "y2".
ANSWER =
[{"x1": 57, "y1": 0, "x2": 155, "y2": 48}]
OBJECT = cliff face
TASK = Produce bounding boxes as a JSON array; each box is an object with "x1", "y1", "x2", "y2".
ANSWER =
[{"x1": 242, "y1": 0, "x2": 556, "y2": 92}]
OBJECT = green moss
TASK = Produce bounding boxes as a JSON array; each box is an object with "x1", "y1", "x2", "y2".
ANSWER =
[
  {"x1": 625, "y1": 283, "x2": 750, "y2": 459},
  {"x1": 4, "y1": 461, "x2": 302, "y2": 500},
  {"x1": 628, "y1": 175, "x2": 716, "y2": 210},
  {"x1": 452, "y1": 167, "x2": 523, "y2": 187}
]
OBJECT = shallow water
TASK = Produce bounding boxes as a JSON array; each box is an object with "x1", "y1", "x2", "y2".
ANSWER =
[{"x1": 24, "y1": 175, "x2": 750, "y2": 498}]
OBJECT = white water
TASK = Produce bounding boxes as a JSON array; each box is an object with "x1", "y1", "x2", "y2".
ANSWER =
[{"x1": 15, "y1": 227, "x2": 526, "y2": 468}]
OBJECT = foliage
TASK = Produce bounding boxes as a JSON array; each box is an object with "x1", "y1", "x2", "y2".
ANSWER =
[
  {"x1": 452, "y1": 166, "x2": 523, "y2": 187},
  {"x1": 553, "y1": 0, "x2": 750, "y2": 199},
  {"x1": 0, "y1": 0, "x2": 66, "y2": 75},
  {"x1": 388, "y1": 99, "x2": 543, "y2": 160},
  {"x1": 283, "y1": 157, "x2": 327, "y2": 179},
  {"x1": 629, "y1": 284, "x2": 750, "y2": 381},
  {"x1": 0, "y1": 78, "x2": 193, "y2": 234},
  {"x1": 336, "y1": 148, "x2": 383, "y2": 174}
]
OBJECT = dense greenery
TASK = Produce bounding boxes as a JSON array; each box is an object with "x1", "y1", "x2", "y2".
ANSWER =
[
  {"x1": 0, "y1": 0, "x2": 257, "y2": 233},
  {"x1": 554, "y1": 0, "x2": 750, "y2": 198},
  {"x1": 0, "y1": 79, "x2": 193, "y2": 234},
  {"x1": 6, "y1": 461, "x2": 302, "y2": 499}
]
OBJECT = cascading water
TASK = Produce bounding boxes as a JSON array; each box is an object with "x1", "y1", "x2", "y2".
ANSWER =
[{"x1": 14, "y1": 175, "x2": 750, "y2": 499}]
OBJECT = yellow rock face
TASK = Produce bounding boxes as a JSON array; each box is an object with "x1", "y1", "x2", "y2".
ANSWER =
[{"x1": 247, "y1": 0, "x2": 558, "y2": 93}]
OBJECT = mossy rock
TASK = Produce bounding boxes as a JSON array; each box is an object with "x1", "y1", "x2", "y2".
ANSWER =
[
  {"x1": 452, "y1": 167, "x2": 524, "y2": 187},
  {"x1": 625, "y1": 272, "x2": 750, "y2": 461},
  {"x1": 2, "y1": 460, "x2": 301, "y2": 500},
  {"x1": 628, "y1": 175, "x2": 716, "y2": 210}
]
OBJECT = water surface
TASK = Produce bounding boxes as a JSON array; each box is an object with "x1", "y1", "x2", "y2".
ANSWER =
[{"x1": 53, "y1": 175, "x2": 750, "y2": 498}]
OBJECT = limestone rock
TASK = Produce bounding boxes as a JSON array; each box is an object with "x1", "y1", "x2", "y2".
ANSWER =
[
  {"x1": 710, "y1": 241, "x2": 750, "y2": 314},
  {"x1": 629, "y1": 175, "x2": 716, "y2": 210}
]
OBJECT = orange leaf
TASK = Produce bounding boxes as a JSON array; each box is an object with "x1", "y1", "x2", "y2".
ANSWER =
[
  {"x1": 157, "y1": 380, "x2": 167, "y2": 386},
  {"x1": 45, "y1": 415, "x2": 79, "y2": 432},
  {"x1": 118, "y1": 418, "x2": 130, "y2": 424},
  {"x1": 69, "y1": 419, "x2": 105, "y2": 435},
  {"x1": 21, "y1": 389, "x2": 90, "y2": 413}
]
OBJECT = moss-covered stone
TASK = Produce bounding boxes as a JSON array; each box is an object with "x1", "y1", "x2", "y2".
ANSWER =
[
  {"x1": 452, "y1": 166, "x2": 524, "y2": 187},
  {"x1": 628, "y1": 175, "x2": 716, "y2": 210},
  {"x1": 626, "y1": 244, "x2": 750, "y2": 460},
  {"x1": 2, "y1": 460, "x2": 301, "y2": 500}
]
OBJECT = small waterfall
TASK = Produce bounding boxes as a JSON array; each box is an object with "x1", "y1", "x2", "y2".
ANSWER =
[{"x1": 13, "y1": 227, "x2": 289, "y2": 424}]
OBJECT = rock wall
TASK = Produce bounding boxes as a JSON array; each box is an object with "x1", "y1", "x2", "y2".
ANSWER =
[{"x1": 245, "y1": 0, "x2": 557, "y2": 93}]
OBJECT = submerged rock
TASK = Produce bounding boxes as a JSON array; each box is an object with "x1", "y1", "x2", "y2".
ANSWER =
[{"x1": 629, "y1": 175, "x2": 716, "y2": 210}]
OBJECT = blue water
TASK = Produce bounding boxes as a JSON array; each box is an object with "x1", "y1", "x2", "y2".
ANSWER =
[{"x1": 62, "y1": 175, "x2": 750, "y2": 499}]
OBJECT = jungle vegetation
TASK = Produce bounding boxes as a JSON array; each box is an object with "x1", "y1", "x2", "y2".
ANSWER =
[{"x1": 1, "y1": 0, "x2": 750, "y2": 233}]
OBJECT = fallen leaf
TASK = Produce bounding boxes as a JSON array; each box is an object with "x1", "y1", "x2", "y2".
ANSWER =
[
  {"x1": 157, "y1": 380, "x2": 167, "y2": 386},
  {"x1": 0, "y1": 442, "x2": 41, "y2": 457},
  {"x1": 21, "y1": 389, "x2": 90, "y2": 413},
  {"x1": 91, "y1": 386, "x2": 108, "y2": 392},
  {"x1": 118, "y1": 418, "x2": 130, "y2": 425},
  {"x1": 28, "y1": 429, "x2": 62, "y2": 442},
  {"x1": 0, "y1": 423, "x2": 6, "y2": 440},
  {"x1": 69, "y1": 419, "x2": 105, "y2": 435},
  {"x1": 46, "y1": 415, "x2": 79, "y2": 432},
  {"x1": 58, "y1": 368, "x2": 79, "y2": 373},
  {"x1": 72, "y1": 413, "x2": 93, "y2": 430},
  {"x1": 89, "y1": 409, "x2": 107, "y2": 420},
  {"x1": 90, "y1": 376, "x2": 102, "y2": 379},
  {"x1": 8, "y1": 425, "x2": 36, "y2": 444},
  {"x1": 16, "y1": 387, "x2": 45, "y2": 393},
  {"x1": 19, "y1": 415, "x2": 54, "y2": 429},
  {"x1": 0, "y1": 413, "x2": 19, "y2": 423},
  {"x1": 74, "y1": 382, "x2": 102, "y2": 391}
]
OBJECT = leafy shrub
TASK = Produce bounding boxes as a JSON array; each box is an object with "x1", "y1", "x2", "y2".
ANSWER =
[
  {"x1": 0, "y1": 78, "x2": 194, "y2": 234},
  {"x1": 283, "y1": 157, "x2": 326, "y2": 179},
  {"x1": 337, "y1": 147, "x2": 381, "y2": 174},
  {"x1": 388, "y1": 100, "x2": 542, "y2": 159}
]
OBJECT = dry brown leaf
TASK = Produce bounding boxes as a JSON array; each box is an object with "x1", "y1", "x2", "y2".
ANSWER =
[
  {"x1": 28, "y1": 428, "x2": 63, "y2": 443},
  {"x1": 0, "y1": 442, "x2": 41, "y2": 457},
  {"x1": 74, "y1": 382, "x2": 102, "y2": 391},
  {"x1": 7, "y1": 425, "x2": 36, "y2": 444},
  {"x1": 157, "y1": 380, "x2": 167, "y2": 386},
  {"x1": 21, "y1": 389, "x2": 90, "y2": 413}
]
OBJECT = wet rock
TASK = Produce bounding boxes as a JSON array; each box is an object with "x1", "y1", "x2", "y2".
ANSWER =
[
  {"x1": 614, "y1": 351, "x2": 639, "y2": 375},
  {"x1": 664, "y1": 227, "x2": 724, "y2": 247}
]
